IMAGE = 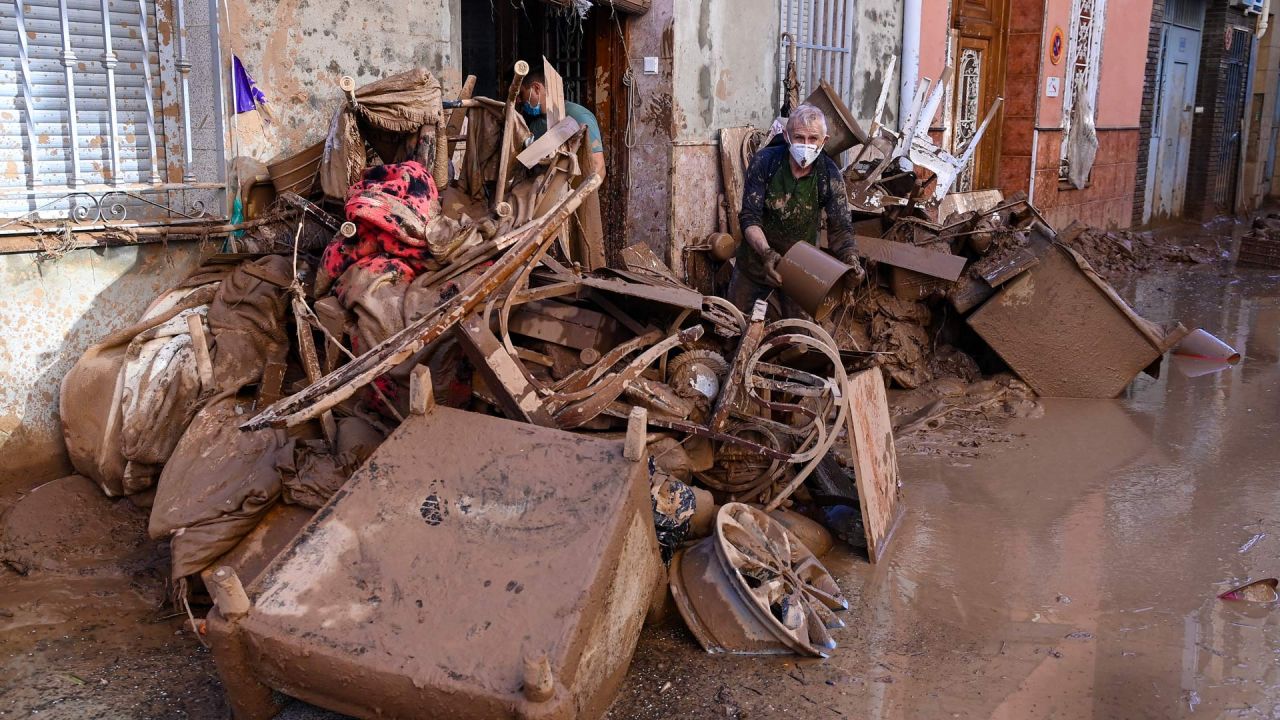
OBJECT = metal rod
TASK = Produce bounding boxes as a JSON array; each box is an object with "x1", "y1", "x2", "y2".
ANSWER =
[
  {"x1": 841, "y1": 0, "x2": 854, "y2": 100},
  {"x1": 57, "y1": 0, "x2": 82, "y2": 187},
  {"x1": 12, "y1": 2, "x2": 40, "y2": 189},
  {"x1": 136, "y1": 0, "x2": 161, "y2": 183},
  {"x1": 99, "y1": 0, "x2": 122, "y2": 185},
  {"x1": 174, "y1": 0, "x2": 196, "y2": 182}
]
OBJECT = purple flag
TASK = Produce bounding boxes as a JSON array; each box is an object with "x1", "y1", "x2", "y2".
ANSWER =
[{"x1": 233, "y1": 56, "x2": 268, "y2": 114}]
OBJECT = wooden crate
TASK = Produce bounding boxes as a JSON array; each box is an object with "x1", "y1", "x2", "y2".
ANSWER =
[{"x1": 1238, "y1": 233, "x2": 1280, "y2": 269}]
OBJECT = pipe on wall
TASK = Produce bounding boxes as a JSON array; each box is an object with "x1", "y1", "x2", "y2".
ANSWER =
[{"x1": 900, "y1": 0, "x2": 922, "y2": 125}]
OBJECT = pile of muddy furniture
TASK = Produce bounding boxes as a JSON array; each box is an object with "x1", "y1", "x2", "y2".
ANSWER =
[{"x1": 55, "y1": 61, "x2": 1213, "y2": 720}]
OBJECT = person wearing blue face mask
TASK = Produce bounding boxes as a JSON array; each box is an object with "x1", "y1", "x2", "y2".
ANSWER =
[
  {"x1": 729, "y1": 103, "x2": 863, "y2": 317},
  {"x1": 518, "y1": 70, "x2": 606, "y2": 180}
]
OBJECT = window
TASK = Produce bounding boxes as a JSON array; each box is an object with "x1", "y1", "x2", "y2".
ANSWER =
[
  {"x1": 778, "y1": 0, "x2": 855, "y2": 110},
  {"x1": 1059, "y1": 0, "x2": 1107, "y2": 180},
  {"x1": 0, "y1": 0, "x2": 223, "y2": 226}
]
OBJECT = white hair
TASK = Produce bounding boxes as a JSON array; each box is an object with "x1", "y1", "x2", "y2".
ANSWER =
[{"x1": 787, "y1": 104, "x2": 828, "y2": 135}]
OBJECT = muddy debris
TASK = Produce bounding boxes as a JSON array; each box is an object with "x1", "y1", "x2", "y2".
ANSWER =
[
  {"x1": 13, "y1": 56, "x2": 1243, "y2": 720},
  {"x1": 1057, "y1": 221, "x2": 1222, "y2": 281}
]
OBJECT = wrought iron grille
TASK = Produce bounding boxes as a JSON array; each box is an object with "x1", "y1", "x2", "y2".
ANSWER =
[
  {"x1": 544, "y1": 9, "x2": 586, "y2": 105},
  {"x1": 954, "y1": 47, "x2": 983, "y2": 192},
  {"x1": 1214, "y1": 27, "x2": 1252, "y2": 209},
  {"x1": 1059, "y1": 0, "x2": 1108, "y2": 180}
]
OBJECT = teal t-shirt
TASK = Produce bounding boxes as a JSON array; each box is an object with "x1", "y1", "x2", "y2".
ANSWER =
[{"x1": 520, "y1": 101, "x2": 604, "y2": 154}]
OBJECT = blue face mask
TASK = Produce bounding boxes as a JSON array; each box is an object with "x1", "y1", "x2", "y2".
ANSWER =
[{"x1": 523, "y1": 101, "x2": 543, "y2": 116}]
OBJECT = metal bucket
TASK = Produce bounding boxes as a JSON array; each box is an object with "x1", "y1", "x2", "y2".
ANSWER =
[{"x1": 777, "y1": 241, "x2": 854, "y2": 321}]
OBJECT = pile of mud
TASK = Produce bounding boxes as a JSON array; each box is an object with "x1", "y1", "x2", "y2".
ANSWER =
[{"x1": 1058, "y1": 222, "x2": 1221, "y2": 282}]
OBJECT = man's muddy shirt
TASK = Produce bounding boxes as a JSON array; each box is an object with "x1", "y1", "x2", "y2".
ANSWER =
[{"x1": 736, "y1": 144, "x2": 854, "y2": 285}]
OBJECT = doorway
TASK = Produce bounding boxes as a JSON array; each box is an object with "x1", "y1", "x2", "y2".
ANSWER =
[
  {"x1": 950, "y1": 0, "x2": 1010, "y2": 192},
  {"x1": 1145, "y1": 0, "x2": 1205, "y2": 221},
  {"x1": 459, "y1": 3, "x2": 630, "y2": 260}
]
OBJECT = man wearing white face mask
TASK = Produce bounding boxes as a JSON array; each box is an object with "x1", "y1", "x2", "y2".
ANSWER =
[{"x1": 730, "y1": 104, "x2": 863, "y2": 316}]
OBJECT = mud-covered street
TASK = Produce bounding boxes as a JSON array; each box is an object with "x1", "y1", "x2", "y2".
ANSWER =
[{"x1": 3, "y1": 261, "x2": 1276, "y2": 719}]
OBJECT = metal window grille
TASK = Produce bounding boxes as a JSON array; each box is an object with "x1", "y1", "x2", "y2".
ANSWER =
[
  {"x1": 544, "y1": 10, "x2": 587, "y2": 105},
  {"x1": 1059, "y1": 0, "x2": 1108, "y2": 179},
  {"x1": 0, "y1": 0, "x2": 208, "y2": 223},
  {"x1": 779, "y1": 0, "x2": 855, "y2": 111},
  {"x1": 1164, "y1": 0, "x2": 1206, "y2": 30},
  {"x1": 1214, "y1": 27, "x2": 1251, "y2": 208}
]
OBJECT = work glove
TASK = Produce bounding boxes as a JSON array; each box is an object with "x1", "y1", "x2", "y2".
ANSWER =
[
  {"x1": 762, "y1": 249, "x2": 784, "y2": 287},
  {"x1": 836, "y1": 250, "x2": 866, "y2": 286}
]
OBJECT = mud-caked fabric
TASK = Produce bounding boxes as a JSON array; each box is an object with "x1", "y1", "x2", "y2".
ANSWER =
[{"x1": 735, "y1": 145, "x2": 855, "y2": 285}]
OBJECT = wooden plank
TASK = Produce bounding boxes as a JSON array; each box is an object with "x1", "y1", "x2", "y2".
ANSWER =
[
  {"x1": 409, "y1": 365, "x2": 434, "y2": 415},
  {"x1": 517, "y1": 117, "x2": 582, "y2": 169},
  {"x1": 844, "y1": 368, "x2": 902, "y2": 564},
  {"x1": 574, "y1": 275, "x2": 704, "y2": 310},
  {"x1": 455, "y1": 316, "x2": 555, "y2": 426},
  {"x1": 718, "y1": 126, "x2": 757, "y2": 242},
  {"x1": 937, "y1": 188, "x2": 1004, "y2": 220},
  {"x1": 571, "y1": 136, "x2": 606, "y2": 270},
  {"x1": 854, "y1": 234, "x2": 967, "y2": 281},
  {"x1": 949, "y1": 275, "x2": 995, "y2": 314},
  {"x1": 973, "y1": 247, "x2": 1039, "y2": 288},
  {"x1": 542, "y1": 56, "x2": 566, "y2": 128},
  {"x1": 446, "y1": 74, "x2": 476, "y2": 157},
  {"x1": 710, "y1": 301, "x2": 766, "y2": 433},
  {"x1": 509, "y1": 300, "x2": 619, "y2": 351}
]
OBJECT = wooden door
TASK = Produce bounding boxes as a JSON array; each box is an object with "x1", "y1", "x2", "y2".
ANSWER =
[{"x1": 951, "y1": 0, "x2": 1010, "y2": 191}]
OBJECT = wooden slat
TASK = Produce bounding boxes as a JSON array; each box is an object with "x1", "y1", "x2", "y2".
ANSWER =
[{"x1": 542, "y1": 56, "x2": 565, "y2": 127}]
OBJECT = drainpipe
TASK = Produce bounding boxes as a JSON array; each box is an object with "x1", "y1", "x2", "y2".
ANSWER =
[
  {"x1": 900, "y1": 0, "x2": 922, "y2": 125},
  {"x1": 1257, "y1": 0, "x2": 1271, "y2": 38}
]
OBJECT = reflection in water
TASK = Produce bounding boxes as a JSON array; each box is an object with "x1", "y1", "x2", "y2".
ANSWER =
[
  {"x1": 615, "y1": 266, "x2": 1280, "y2": 720},
  {"x1": 1172, "y1": 355, "x2": 1235, "y2": 378}
]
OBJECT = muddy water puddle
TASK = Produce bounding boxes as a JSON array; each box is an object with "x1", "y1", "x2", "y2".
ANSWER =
[
  {"x1": 4, "y1": 267, "x2": 1280, "y2": 719},
  {"x1": 612, "y1": 266, "x2": 1280, "y2": 719}
]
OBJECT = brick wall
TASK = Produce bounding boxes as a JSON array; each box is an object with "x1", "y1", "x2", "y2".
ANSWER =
[
  {"x1": 1185, "y1": 2, "x2": 1252, "y2": 219},
  {"x1": 1132, "y1": 0, "x2": 1166, "y2": 226},
  {"x1": 1034, "y1": 129, "x2": 1142, "y2": 230}
]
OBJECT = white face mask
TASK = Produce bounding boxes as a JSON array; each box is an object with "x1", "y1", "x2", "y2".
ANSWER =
[{"x1": 788, "y1": 139, "x2": 823, "y2": 168}]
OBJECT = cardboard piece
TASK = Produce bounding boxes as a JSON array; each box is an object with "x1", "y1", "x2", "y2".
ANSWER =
[
  {"x1": 854, "y1": 234, "x2": 967, "y2": 281},
  {"x1": 844, "y1": 368, "x2": 902, "y2": 563}
]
